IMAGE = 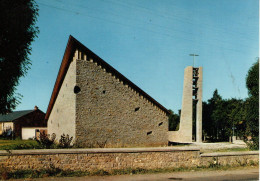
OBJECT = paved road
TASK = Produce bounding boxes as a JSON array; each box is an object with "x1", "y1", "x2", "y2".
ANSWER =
[{"x1": 13, "y1": 167, "x2": 259, "y2": 181}]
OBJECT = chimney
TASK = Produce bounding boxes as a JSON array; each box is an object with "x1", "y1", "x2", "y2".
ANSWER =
[{"x1": 34, "y1": 106, "x2": 38, "y2": 110}]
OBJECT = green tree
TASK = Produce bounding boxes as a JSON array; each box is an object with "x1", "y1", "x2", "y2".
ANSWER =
[
  {"x1": 168, "y1": 109, "x2": 180, "y2": 131},
  {"x1": 0, "y1": 0, "x2": 39, "y2": 114},
  {"x1": 224, "y1": 98, "x2": 245, "y2": 139},
  {"x1": 204, "y1": 89, "x2": 226, "y2": 141},
  {"x1": 245, "y1": 59, "x2": 259, "y2": 149},
  {"x1": 203, "y1": 90, "x2": 246, "y2": 142}
]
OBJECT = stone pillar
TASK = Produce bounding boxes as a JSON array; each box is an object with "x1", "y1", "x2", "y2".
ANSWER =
[{"x1": 196, "y1": 67, "x2": 203, "y2": 143}]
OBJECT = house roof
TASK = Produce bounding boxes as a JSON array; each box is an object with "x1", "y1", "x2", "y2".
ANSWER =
[
  {"x1": 45, "y1": 35, "x2": 170, "y2": 120},
  {"x1": 0, "y1": 110, "x2": 34, "y2": 122}
]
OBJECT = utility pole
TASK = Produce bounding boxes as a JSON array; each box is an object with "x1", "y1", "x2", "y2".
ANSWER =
[{"x1": 189, "y1": 54, "x2": 199, "y2": 67}]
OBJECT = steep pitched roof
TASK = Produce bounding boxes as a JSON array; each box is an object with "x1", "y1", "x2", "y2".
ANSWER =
[
  {"x1": 45, "y1": 35, "x2": 170, "y2": 120},
  {"x1": 0, "y1": 110, "x2": 34, "y2": 122}
]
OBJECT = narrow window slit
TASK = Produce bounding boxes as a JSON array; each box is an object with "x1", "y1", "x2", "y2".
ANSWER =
[
  {"x1": 147, "y1": 131, "x2": 152, "y2": 135},
  {"x1": 158, "y1": 122, "x2": 163, "y2": 126},
  {"x1": 135, "y1": 107, "x2": 140, "y2": 112},
  {"x1": 103, "y1": 90, "x2": 106, "y2": 94}
]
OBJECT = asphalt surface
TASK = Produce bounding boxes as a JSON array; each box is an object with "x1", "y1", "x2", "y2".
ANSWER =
[{"x1": 10, "y1": 167, "x2": 259, "y2": 181}]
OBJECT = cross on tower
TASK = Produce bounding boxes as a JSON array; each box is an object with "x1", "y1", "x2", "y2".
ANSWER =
[{"x1": 189, "y1": 54, "x2": 199, "y2": 67}]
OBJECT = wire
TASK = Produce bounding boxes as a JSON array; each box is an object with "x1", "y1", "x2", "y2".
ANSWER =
[
  {"x1": 56, "y1": 0, "x2": 257, "y2": 50},
  {"x1": 37, "y1": 1, "x2": 257, "y2": 55},
  {"x1": 108, "y1": 0, "x2": 257, "y2": 40}
]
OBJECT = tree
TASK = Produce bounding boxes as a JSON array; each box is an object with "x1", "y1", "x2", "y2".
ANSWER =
[
  {"x1": 0, "y1": 0, "x2": 39, "y2": 114},
  {"x1": 203, "y1": 89, "x2": 246, "y2": 142},
  {"x1": 203, "y1": 89, "x2": 225, "y2": 141},
  {"x1": 168, "y1": 109, "x2": 180, "y2": 131},
  {"x1": 224, "y1": 98, "x2": 245, "y2": 139},
  {"x1": 244, "y1": 59, "x2": 259, "y2": 149}
]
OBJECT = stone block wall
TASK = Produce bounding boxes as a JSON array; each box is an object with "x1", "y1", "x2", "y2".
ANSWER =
[
  {"x1": 75, "y1": 58, "x2": 168, "y2": 147},
  {"x1": 0, "y1": 148, "x2": 200, "y2": 171},
  {"x1": 199, "y1": 151, "x2": 259, "y2": 167},
  {"x1": 48, "y1": 59, "x2": 76, "y2": 140},
  {"x1": 0, "y1": 148, "x2": 258, "y2": 172}
]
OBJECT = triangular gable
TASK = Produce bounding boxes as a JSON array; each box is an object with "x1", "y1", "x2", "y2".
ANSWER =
[{"x1": 45, "y1": 35, "x2": 169, "y2": 120}]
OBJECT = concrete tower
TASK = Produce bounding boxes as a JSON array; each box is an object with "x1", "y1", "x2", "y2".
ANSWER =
[{"x1": 168, "y1": 66, "x2": 202, "y2": 143}]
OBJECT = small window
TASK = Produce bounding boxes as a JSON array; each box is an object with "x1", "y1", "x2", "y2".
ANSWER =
[
  {"x1": 147, "y1": 131, "x2": 152, "y2": 135},
  {"x1": 158, "y1": 122, "x2": 163, "y2": 126},
  {"x1": 135, "y1": 107, "x2": 140, "y2": 112},
  {"x1": 103, "y1": 90, "x2": 106, "y2": 94},
  {"x1": 74, "y1": 86, "x2": 81, "y2": 94}
]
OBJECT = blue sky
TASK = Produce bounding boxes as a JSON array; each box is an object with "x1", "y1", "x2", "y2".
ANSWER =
[{"x1": 15, "y1": 0, "x2": 259, "y2": 113}]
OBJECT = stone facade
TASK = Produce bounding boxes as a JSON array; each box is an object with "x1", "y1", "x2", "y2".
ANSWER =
[
  {"x1": 75, "y1": 58, "x2": 168, "y2": 147},
  {"x1": 46, "y1": 37, "x2": 169, "y2": 147},
  {"x1": 48, "y1": 58, "x2": 76, "y2": 140},
  {"x1": 0, "y1": 148, "x2": 258, "y2": 172}
]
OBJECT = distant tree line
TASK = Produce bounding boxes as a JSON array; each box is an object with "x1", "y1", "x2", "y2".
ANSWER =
[{"x1": 169, "y1": 59, "x2": 259, "y2": 150}]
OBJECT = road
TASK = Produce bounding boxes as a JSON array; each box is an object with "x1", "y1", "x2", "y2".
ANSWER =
[{"x1": 12, "y1": 167, "x2": 259, "y2": 181}]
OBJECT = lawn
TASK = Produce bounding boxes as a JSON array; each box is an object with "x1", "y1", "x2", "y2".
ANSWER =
[{"x1": 0, "y1": 139, "x2": 39, "y2": 150}]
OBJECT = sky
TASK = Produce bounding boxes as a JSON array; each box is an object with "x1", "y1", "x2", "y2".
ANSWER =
[{"x1": 15, "y1": 0, "x2": 259, "y2": 113}]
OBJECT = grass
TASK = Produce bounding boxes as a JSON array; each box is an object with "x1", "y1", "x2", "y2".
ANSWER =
[
  {"x1": 0, "y1": 139, "x2": 256, "y2": 153},
  {"x1": 1, "y1": 162, "x2": 258, "y2": 180},
  {"x1": 201, "y1": 147, "x2": 251, "y2": 153},
  {"x1": 0, "y1": 139, "x2": 39, "y2": 150}
]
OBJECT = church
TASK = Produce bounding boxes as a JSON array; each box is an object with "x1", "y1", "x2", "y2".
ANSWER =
[{"x1": 45, "y1": 36, "x2": 170, "y2": 147}]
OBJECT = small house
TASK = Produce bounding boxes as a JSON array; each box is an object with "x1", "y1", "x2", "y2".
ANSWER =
[{"x1": 0, "y1": 106, "x2": 46, "y2": 139}]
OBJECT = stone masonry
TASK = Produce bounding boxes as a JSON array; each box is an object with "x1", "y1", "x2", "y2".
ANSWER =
[
  {"x1": 48, "y1": 57, "x2": 76, "y2": 140},
  {"x1": 0, "y1": 148, "x2": 258, "y2": 172},
  {"x1": 75, "y1": 56, "x2": 168, "y2": 147},
  {"x1": 46, "y1": 37, "x2": 169, "y2": 147}
]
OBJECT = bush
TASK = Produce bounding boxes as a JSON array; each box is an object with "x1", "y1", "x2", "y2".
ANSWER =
[
  {"x1": 2, "y1": 128, "x2": 13, "y2": 139},
  {"x1": 246, "y1": 136, "x2": 259, "y2": 150},
  {"x1": 58, "y1": 134, "x2": 73, "y2": 148},
  {"x1": 35, "y1": 132, "x2": 56, "y2": 149}
]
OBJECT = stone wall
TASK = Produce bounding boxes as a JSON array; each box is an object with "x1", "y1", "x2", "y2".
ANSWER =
[
  {"x1": 0, "y1": 148, "x2": 199, "y2": 171},
  {"x1": 48, "y1": 58, "x2": 76, "y2": 140},
  {"x1": 200, "y1": 151, "x2": 259, "y2": 167},
  {"x1": 75, "y1": 58, "x2": 168, "y2": 147},
  {"x1": 0, "y1": 148, "x2": 258, "y2": 172}
]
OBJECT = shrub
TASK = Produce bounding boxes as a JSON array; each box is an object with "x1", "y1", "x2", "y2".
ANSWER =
[
  {"x1": 35, "y1": 132, "x2": 56, "y2": 149},
  {"x1": 58, "y1": 134, "x2": 73, "y2": 148},
  {"x1": 2, "y1": 128, "x2": 13, "y2": 139},
  {"x1": 246, "y1": 136, "x2": 259, "y2": 150}
]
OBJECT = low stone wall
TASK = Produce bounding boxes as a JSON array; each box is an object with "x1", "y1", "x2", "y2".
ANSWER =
[
  {"x1": 200, "y1": 151, "x2": 259, "y2": 167},
  {"x1": 0, "y1": 148, "x2": 258, "y2": 172}
]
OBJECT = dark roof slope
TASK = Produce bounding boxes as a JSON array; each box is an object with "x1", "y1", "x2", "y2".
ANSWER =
[
  {"x1": 0, "y1": 110, "x2": 34, "y2": 122},
  {"x1": 45, "y1": 35, "x2": 170, "y2": 120}
]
